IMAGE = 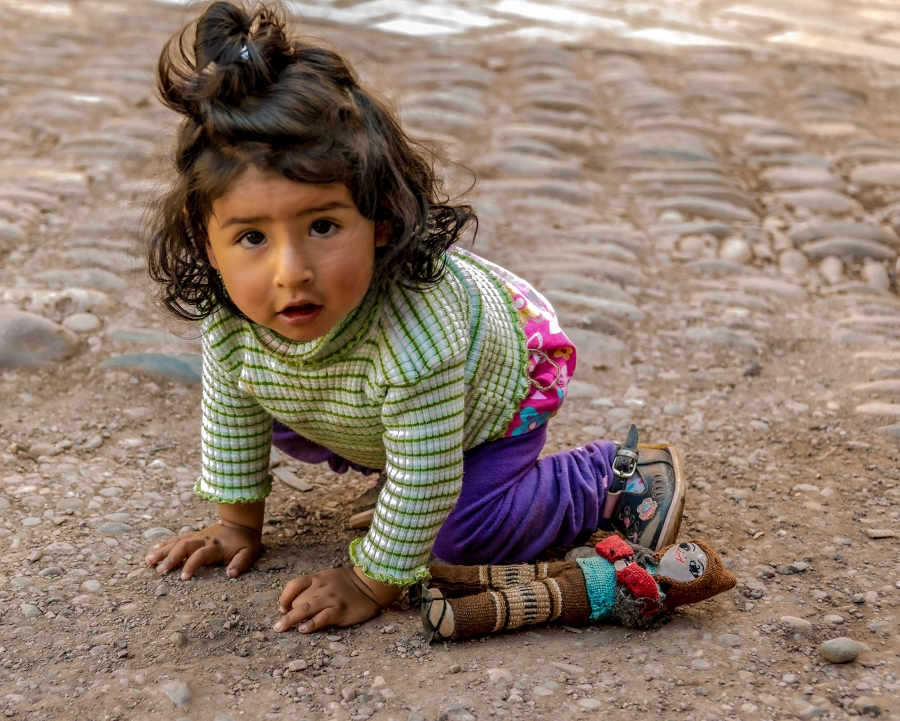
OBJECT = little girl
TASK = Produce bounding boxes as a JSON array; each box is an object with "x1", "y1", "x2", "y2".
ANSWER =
[{"x1": 143, "y1": 1, "x2": 686, "y2": 634}]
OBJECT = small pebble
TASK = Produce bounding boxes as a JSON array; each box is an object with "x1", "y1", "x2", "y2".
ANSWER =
[
  {"x1": 20, "y1": 603, "x2": 41, "y2": 619},
  {"x1": 160, "y1": 680, "x2": 192, "y2": 707},
  {"x1": 851, "y1": 696, "x2": 881, "y2": 716},
  {"x1": 577, "y1": 698, "x2": 602, "y2": 711},
  {"x1": 171, "y1": 632, "x2": 189, "y2": 647},
  {"x1": 780, "y1": 616, "x2": 812, "y2": 637},
  {"x1": 487, "y1": 668, "x2": 513, "y2": 685},
  {"x1": 820, "y1": 637, "x2": 862, "y2": 664},
  {"x1": 866, "y1": 528, "x2": 896, "y2": 539}
]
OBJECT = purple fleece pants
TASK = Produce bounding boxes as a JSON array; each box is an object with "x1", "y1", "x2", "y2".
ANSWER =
[{"x1": 272, "y1": 420, "x2": 615, "y2": 565}]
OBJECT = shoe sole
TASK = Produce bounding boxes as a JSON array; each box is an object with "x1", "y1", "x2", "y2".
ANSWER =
[
  {"x1": 348, "y1": 508, "x2": 375, "y2": 529},
  {"x1": 654, "y1": 444, "x2": 686, "y2": 551}
]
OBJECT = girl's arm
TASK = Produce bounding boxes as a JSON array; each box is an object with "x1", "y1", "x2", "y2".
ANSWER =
[
  {"x1": 146, "y1": 324, "x2": 275, "y2": 579},
  {"x1": 275, "y1": 355, "x2": 468, "y2": 633}
]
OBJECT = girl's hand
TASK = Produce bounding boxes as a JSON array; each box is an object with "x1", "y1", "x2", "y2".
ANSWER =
[
  {"x1": 274, "y1": 567, "x2": 402, "y2": 633},
  {"x1": 145, "y1": 500, "x2": 265, "y2": 579},
  {"x1": 144, "y1": 521, "x2": 262, "y2": 580}
]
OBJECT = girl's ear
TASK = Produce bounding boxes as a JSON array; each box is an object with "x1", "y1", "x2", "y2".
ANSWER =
[
  {"x1": 374, "y1": 221, "x2": 390, "y2": 248},
  {"x1": 206, "y1": 243, "x2": 220, "y2": 270}
]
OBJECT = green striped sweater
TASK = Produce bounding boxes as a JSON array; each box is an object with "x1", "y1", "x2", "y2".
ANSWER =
[{"x1": 196, "y1": 250, "x2": 530, "y2": 585}]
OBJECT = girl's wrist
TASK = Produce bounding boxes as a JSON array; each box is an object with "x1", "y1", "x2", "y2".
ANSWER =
[
  {"x1": 219, "y1": 518, "x2": 263, "y2": 536},
  {"x1": 352, "y1": 566, "x2": 403, "y2": 607},
  {"x1": 218, "y1": 499, "x2": 265, "y2": 534}
]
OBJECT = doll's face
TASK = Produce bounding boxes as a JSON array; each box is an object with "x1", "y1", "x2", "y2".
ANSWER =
[{"x1": 659, "y1": 542, "x2": 707, "y2": 581}]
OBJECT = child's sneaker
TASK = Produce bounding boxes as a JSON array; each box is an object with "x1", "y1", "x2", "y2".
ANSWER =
[
  {"x1": 348, "y1": 473, "x2": 386, "y2": 529},
  {"x1": 601, "y1": 425, "x2": 685, "y2": 551}
]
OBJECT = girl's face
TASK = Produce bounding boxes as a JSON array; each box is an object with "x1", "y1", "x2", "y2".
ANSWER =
[{"x1": 206, "y1": 168, "x2": 386, "y2": 342}]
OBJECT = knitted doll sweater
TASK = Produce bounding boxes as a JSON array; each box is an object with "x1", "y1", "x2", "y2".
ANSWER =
[{"x1": 196, "y1": 250, "x2": 530, "y2": 585}]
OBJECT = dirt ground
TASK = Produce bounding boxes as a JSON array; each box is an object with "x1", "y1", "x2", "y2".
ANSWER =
[{"x1": 2, "y1": 1, "x2": 900, "y2": 720}]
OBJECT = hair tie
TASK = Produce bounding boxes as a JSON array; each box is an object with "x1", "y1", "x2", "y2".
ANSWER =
[{"x1": 240, "y1": 45, "x2": 249, "y2": 61}]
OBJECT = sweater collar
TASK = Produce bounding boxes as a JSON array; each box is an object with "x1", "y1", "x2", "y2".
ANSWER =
[{"x1": 247, "y1": 280, "x2": 383, "y2": 366}]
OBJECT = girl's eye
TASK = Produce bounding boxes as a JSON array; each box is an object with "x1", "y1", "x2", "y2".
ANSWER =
[
  {"x1": 310, "y1": 220, "x2": 338, "y2": 238},
  {"x1": 238, "y1": 231, "x2": 266, "y2": 248}
]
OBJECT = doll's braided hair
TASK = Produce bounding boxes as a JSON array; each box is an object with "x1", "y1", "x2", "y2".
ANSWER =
[{"x1": 146, "y1": 0, "x2": 475, "y2": 321}]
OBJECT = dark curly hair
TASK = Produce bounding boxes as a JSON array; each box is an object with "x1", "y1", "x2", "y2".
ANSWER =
[{"x1": 146, "y1": 0, "x2": 476, "y2": 321}]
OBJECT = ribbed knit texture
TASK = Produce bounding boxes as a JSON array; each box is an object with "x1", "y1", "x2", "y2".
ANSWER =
[
  {"x1": 196, "y1": 250, "x2": 530, "y2": 585},
  {"x1": 576, "y1": 556, "x2": 617, "y2": 621}
]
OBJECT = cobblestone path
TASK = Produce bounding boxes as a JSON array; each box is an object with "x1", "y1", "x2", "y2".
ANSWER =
[{"x1": 2, "y1": 1, "x2": 900, "y2": 720}]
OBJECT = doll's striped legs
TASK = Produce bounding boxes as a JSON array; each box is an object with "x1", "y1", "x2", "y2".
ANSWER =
[
  {"x1": 426, "y1": 560, "x2": 574, "y2": 598},
  {"x1": 422, "y1": 561, "x2": 591, "y2": 641}
]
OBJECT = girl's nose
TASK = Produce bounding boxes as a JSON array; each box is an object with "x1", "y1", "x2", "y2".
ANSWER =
[{"x1": 273, "y1": 245, "x2": 314, "y2": 287}]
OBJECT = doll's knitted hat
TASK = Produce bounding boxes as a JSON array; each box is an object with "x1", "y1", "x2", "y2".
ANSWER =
[{"x1": 654, "y1": 539, "x2": 736, "y2": 613}]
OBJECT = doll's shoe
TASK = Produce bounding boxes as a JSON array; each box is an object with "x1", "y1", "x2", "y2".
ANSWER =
[
  {"x1": 348, "y1": 473, "x2": 386, "y2": 529},
  {"x1": 415, "y1": 585, "x2": 455, "y2": 643},
  {"x1": 601, "y1": 425, "x2": 685, "y2": 552}
]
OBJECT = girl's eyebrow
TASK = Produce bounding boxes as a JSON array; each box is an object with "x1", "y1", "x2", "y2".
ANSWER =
[{"x1": 219, "y1": 201, "x2": 354, "y2": 229}]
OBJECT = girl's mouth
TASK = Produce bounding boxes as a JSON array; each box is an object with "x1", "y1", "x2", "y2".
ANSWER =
[{"x1": 278, "y1": 303, "x2": 322, "y2": 325}]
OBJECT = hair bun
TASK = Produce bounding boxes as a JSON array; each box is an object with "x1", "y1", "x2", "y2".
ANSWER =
[
  {"x1": 158, "y1": 1, "x2": 293, "y2": 123},
  {"x1": 194, "y1": 2, "x2": 292, "y2": 105}
]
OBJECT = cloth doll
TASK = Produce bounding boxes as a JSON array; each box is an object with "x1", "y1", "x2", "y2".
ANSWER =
[{"x1": 417, "y1": 537, "x2": 736, "y2": 642}]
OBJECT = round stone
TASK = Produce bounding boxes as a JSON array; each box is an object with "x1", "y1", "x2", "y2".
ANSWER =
[
  {"x1": 761, "y1": 166, "x2": 841, "y2": 190},
  {"x1": 778, "y1": 189, "x2": 862, "y2": 215},
  {"x1": 678, "y1": 234, "x2": 708, "y2": 258},
  {"x1": 818, "y1": 256, "x2": 843, "y2": 284},
  {"x1": 45, "y1": 541, "x2": 76, "y2": 556},
  {"x1": 0, "y1": 310, "x2": 81, "y2": 367},
  {"x1": 144, "y1": 527, "x2": 175, "y2": 541},
  {"x1": 62, "y1": 313, "x2": 102, "y2": 333},
  {"x1": 780, "y1": 616, "x2": 812, "y2": 636},
  {"x1": 20, "y1": 603, "x2": 41, "y2": 619},
  {"x1": 851, "y1": 162, "x2": 900, "y2": 187},
  {"x1": 719, "y1": 237, "x2": 752, "y2": 264},
  {"x1": 99, "y1": 522, "x2": 132, "y2": 534},
  {"x1": 862, "y1": 261, "x2": 890, "y2": 292},
  {"x1": 160, "y1": 680, "x2": 193, "y2": 707},
  {"x1": 81, "y1": 579, "x2": 102, "y2": 592},
  {"x1": 803, "y1": 237, "x2": 896, "y2": 262},
  {"x1": 487, "y1": 668, "x2": 513, "y2": 685},
  {"x1": 0, "y1": 220, "x2": 26, "y2": 251},
  {"x1": 780, "y1": 250, "x2": 808, "y2": 275}
]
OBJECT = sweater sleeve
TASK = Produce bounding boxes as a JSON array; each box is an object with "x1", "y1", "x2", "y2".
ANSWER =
[
  {"x1": 350, "y1": 354, "x2": 466, "y2": 586},
  {"x1": 194, "y1": 344, "x2": 273, "y2": 504}
]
